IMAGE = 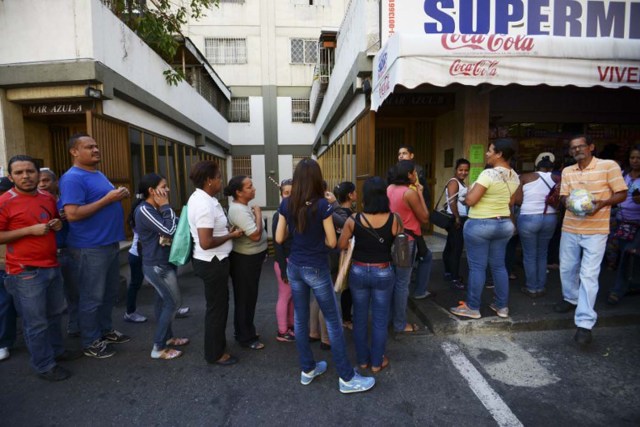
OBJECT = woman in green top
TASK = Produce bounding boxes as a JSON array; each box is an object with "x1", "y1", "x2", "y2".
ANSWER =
[{"x1": 450, "y1": 139, "x2": 520, "y2": 320}]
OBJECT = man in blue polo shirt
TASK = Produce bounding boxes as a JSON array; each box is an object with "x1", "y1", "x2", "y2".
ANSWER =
[{"x1": 60, "y1": 134, "x2": 131, "y2": 358}]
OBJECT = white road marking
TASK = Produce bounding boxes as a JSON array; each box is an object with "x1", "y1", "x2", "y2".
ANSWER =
[
  {"x1": 460, "y1": 336, "x2": 559, "y2": 388},
  {"x1": 442, "y1": 341, "x2": 524, "y2": 427}
]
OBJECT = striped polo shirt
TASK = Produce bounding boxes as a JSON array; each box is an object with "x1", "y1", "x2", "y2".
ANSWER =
[{"x1": 560, "y1": 157, "x2": 627, "y2": 235}]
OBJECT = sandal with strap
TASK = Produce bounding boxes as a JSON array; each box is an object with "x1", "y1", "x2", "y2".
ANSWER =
[
  {"x1": 372, "y1": 356, "x2": 390, "y2": 373},
  {"x1": 151, "y1": 347, "x2": 183, "y2": 360},
  {"x1": 166, "y1": 337, "x2": 190, "y2": 346}
]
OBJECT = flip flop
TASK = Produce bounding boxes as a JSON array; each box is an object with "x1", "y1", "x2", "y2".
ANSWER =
[
  {"x1": 245, "y1": 340, "x2": 265, "y2": 350},
  {"x1": 166, "y1": 337, "x2": 190, "y2": 346},
  {"x1": 402, "y1": 323, "x2": 420, "y2": 333},
  {"x1": 152, "y1": 348, "x2": 182, "y2": 360}
]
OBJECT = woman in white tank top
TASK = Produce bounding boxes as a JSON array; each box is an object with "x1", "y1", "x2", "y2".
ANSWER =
[
  {"x1": 442, "y1": 158, "x2": 470, "y2": 289},
  {"x1": 513, "y1": 155, "x2": 559, "y2": 298}
]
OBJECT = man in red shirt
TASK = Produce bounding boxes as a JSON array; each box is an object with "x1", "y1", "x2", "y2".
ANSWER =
[{"x1": 0, "y1": 155, "x2": 77, "y2": 381}]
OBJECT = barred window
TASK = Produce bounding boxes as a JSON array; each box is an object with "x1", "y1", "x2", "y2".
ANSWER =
[
  {"x1": 232, "y1": 156, "x2": 252, "y2": 177},
  {"x1": 205, "y1": 38, "x2": 247, "y2": 64},
  {"x1": 290, "y1": 39, "x2": 318, "y2": 64},
  {"x1": 229, "y1": 97, "x2": 250, "y2": 123},
  {"x1": 291, "y1": 98, "x2": 310, "y2": 123}
]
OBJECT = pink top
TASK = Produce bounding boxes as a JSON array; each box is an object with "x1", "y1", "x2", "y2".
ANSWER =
[{"x1": 387, "y1": 184, "x2": 421, "y2": 240}]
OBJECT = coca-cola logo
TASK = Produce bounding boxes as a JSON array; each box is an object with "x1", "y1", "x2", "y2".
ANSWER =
[
  {"x1": 449, "y1": 59, "x2": 499, "y2": 77},
  {"x1": 442, "y1": 34, "x2": 534, "y2": 53}
]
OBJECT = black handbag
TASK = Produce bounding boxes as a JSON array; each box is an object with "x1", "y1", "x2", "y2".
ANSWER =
[{"x1": 431, "y1": 185, "x2": 456, "y2": 229}]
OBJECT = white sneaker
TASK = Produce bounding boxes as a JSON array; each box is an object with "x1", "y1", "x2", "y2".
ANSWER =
[
  {"x1": 0, "y1": 347, "x2": 10, "y2": 361},
  {"x1": 124, "y1": 312, "x2": 147, "y2": 323}
]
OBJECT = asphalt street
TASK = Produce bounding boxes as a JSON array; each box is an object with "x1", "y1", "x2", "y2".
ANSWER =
[{"x1": 1, "y1": 259, "x2": 639, "y2": 426}]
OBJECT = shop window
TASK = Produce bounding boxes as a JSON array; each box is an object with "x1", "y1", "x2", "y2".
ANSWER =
[
  {"x1": 229, "y1": 97, "x2": 250, "y2": 123},
  {"x1": 291, "y1": 98, "x2": 310, "y2": 123},
  {"x1": 205, "y1": 38, "x2": 247, "y2": 64},
  {"x1": 290, "y1": 39, "x2": 318, "y2": 64}
]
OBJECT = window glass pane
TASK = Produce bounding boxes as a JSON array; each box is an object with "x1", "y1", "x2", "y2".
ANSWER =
[
  {"x1": 129, "y1": 128, "x2": 142, "y2": 193},
  {"x1": 166, "y1": 141, "x2": 180, "y2": 210},
  {"x1": 143, "y1": 133, "x2": 156, "y2": 174},
  {"x1": 291, "y1": 39, "x2": 304, "y2": 63},
  {"x1": 305, "y1": 40, "x2": 318, "y2": 63},
  {"x1": 157, "y1": 138, "x2": 168, "y2": 179}
]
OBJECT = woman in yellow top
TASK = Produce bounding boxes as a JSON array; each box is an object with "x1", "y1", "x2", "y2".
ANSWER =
[{"x1": 450, "y1": 139, "x2": 520, "y2": 320}]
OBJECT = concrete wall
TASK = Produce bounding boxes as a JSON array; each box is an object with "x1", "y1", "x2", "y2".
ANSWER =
[
  {"x1": 276, "y1": 97, "x2": 315, "y2": 145},
  {"x1": 229, "y1": 97, "x2": 265, "y2": 145}
]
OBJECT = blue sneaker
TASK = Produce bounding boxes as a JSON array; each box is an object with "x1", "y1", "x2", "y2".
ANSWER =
[
  {"x1": 300, "y1": 361, "x2": 327, "y2": 385},
  {"x1": 339, "y1": 370, "x2": 376, "y2": 394}
]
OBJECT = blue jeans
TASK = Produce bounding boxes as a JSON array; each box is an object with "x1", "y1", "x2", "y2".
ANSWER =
[
  {"x1": 464, "y1": 218, "x2": 515, "y2": 310},
  {"x1": 287, "y1": 262, "x2": 354, "y2": 381},
  {"x1": 559, "y1": 232, "x2": 607, "y2": 330},
  {"x1": 5, "y1": 267, "x2": 65, "y2": 373},
  {"x1": 68, "y1": 243, "x2": 121, "y2": 347},
  {"x1": 127, "y1": 253, "x2": 144, "y2": 314},
  {"x1": 0, "y1": 270, "x2": 17, "y2": 349},
  {"x1": 518, "y1": 214, "x2": 557, "y2": 292},
  {"x1": 349, "y1": 263, "x2": 394, "y2": 368},
  {"x1": 58, "y1": 249, "x2": 79, "y2": 334},
  {"x1": 412, "y1": 245, "x2": 433, "y2": 298},
  {"x1": 143, "y1": 264, "x2": 181, "y2": 349},
  {"x1": 391, "y1": 241, "x2": 419, "y2": 332}
]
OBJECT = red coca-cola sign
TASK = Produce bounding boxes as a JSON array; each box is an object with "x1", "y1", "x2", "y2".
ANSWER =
[
  {"x1": 449, "y1": 59, "x2": 499, "y2": 77},
  {"x1": 442, "y1": 34, "x2": 534, "y2": 53}
]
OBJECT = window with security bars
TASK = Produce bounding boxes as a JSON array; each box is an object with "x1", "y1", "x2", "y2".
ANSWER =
[
  {"x1": 232, "y1": 156, "x2": 252, "y2": 177},
  {"x1": 290, "y1": 39, "x2": 318, "y2": 64},
  {"x1": 205, "y1": 38, "x2": 247, "y2": 64},
  {"x1": 291, "y1": 98, "x2": 310, "y2": 123},
  {"x1": 229, "y1": 97, "x2": 250, "y2": 122}
]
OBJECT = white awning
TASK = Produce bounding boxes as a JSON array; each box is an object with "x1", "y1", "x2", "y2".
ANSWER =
[{"x1": 372, "y1": 33, "x2": 640, "y2": 111}]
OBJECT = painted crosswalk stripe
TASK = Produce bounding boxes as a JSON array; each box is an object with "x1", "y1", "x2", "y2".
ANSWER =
[{"x1": 442, "y1": 341, "x2": 523, "y2": 427}]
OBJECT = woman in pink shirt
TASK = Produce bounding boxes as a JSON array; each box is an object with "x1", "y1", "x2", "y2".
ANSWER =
[{"x1": 387, "y1": 160, "x2": 430, "y2": 333}]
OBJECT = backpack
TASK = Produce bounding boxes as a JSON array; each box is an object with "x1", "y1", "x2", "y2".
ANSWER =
[
  {"x1": 538, "y1": 173, "x2": 561, "y2": 214},
  {"x1": 169, "y1": 205, "x2": 193, "y2": 266}
]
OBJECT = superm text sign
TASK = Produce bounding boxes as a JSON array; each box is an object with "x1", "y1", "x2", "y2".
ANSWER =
[{"x1": 382, "y1": 0, "x2": 640, "y2": 43}]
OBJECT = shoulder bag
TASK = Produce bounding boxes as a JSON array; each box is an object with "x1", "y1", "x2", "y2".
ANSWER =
[
  {"x1": 390, "y1": 213, "x2": 413, "y2": 268},
  {"x1": 431, "y1": 182, "x2": 457, "y2": 229},
  {"x1": 169, "y1": 205, "x2": 193, "y2": 266}
]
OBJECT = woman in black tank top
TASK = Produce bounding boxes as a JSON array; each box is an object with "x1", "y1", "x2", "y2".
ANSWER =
[{"x1": 338, "y1": 177, "x2": 401, "y2": 373}]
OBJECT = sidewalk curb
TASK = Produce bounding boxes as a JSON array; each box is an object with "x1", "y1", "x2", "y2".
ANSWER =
[{"x1": 409, "y1": 298, "x2": 640, "y2": 335}]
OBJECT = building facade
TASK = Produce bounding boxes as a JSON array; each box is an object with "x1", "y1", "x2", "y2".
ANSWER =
[
  {"x1": 313, "y1": 0, "x2": 640, "y2": 230},
  {"x1": 184, "y1": 0, "x2": 349, "y2": 207},
  {"x1": 0, "y1": 0, "x2": 231, "y2": 235}
]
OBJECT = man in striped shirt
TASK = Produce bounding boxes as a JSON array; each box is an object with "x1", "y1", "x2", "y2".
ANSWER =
[{"x1": 555, "y1": 135, "x2": 627, "y2": 346}]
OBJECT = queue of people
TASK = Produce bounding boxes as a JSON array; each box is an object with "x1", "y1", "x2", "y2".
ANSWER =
[{"x1": 0, "y1": 134, "x2": 636, "y2": 389}]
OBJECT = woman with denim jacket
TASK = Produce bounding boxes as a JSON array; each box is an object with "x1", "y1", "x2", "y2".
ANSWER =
[
  {"x1": 338, "y1": 177, "x2": 400, "y2": 373},
  {"x1": 275, "y1": 159, "x2": 375, "y2": 394},
  {"x1": 133, "y1": 173, "x2": 188, "y2": 360}
]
